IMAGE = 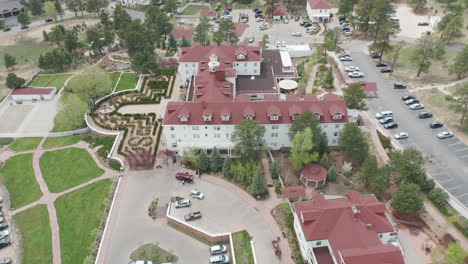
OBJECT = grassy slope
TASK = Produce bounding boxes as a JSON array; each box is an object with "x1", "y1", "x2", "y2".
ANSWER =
[
  {"x1": 9, "y1": 137, "x2": 42, "y2": 152},
  {"x1": 43, "y1": 136, "x2": 82, "y2": 149},
  {"x1": 30, "y1": 74, "x2": 73, "y2": 90},
  {"x1": 52, "y1": 93, "x2": 89, "y2": 132},
  {"x1": 40, "y1": 147, "x2": 104, "y2": 193},
  {"x1": 0, "y1": 40, "x2": 52, "y2": 71},
  {"x1": 55, "y1": 179, "x2": 113, "y2": 264},
  {"x1": 232, "y1": 230, "x2": 254, "y2": 264},
  {"x1": 115, "y1": 73, "x2": 139, "y2": 92},
  {"x1": 13, "y1": 205, "x2": 53, "y2": 264},
  {"x1": 0, "y1": 154, "x2": 42, "y2": 209}
]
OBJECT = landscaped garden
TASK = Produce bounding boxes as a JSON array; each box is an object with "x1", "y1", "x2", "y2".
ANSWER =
[
  {"x1": 9, "y1": 137, "x2": 42, "y2": 152},
  {"x1": 13, "y1": 205, "x2": 53, "y2": 264},
  {"x1": 0, "y1": 153, "x2": 42, "y2": 209},
  {"x1": 130, "y1": 243, "x2": 179, "y2": 264},
  {"x1": 232, "y1": 230, "x2": 254, "y2": 264},
  {"x1": 30, "y1": 74, "x2": 73, "y2": 90},
  {"x1": 43, "y1": 135, "x2": 82, "y2": 149},
  {"x1": 115, "y1": 73, "x2": 139, "y2": 92},
  {"x1": 55, "y1": 179, "x2": 114, "y2": 264},
  {"x1": 179, "y1": 5, "x2": 209, "y2": 15},
  {"x1": 39, "y1": 147, "x2": 105, "y2": 193},
  {"x1": 271, "y1": 203, "x2": 303, "y2": 263}
]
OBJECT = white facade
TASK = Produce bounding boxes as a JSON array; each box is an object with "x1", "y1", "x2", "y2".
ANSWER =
[
  {"x1": 119, "y1": 0, "x2": 149, "y2": 7},
  {"x1": 306, "y1": 2, "x2": 331, "y2": 22},
  {"x1": 163, "y1": 121, "x2": 345, "y2": 155},
  {"x1": 179, "y1": 62, "x2": 200, "y2": 82},
  {"x1": 10, "y1": 87, "x2": 56, "y2": 101}
]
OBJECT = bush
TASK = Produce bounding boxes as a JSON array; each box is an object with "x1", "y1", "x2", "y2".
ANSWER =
[
  {"x1": 270, "y1": 162, "x2": 279, "y2": 179},
  {"x1": 327, "y1": 166, "x2": 337, "y2": 182},
  {"x1": 377, "y1": 130, "x2": 391, "y2": 149},
  {"x1": 429, "y1": 188, "x2": 449, "y2": 207}
]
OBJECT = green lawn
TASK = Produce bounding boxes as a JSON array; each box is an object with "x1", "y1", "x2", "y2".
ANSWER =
[
  {"x1": 179, "y1": 5, "x2": 209, "y2": 15},
  {"x1": 40, "y1": 147, "x2": 105, "y2": 193},
  {"x1": 232, "y1": 230, "x2": 255, "y2": 264},
  {"x1": 0, "y1": 138, "x2": 13, "y2": 147},
  {"x1": 130, "y1": 243, "x2": 179, "y2": 264},
  {"x1": 13, "y1": 205, "x2": 53, "y2": 264},
  {"x1": 52, "y1": 93, "x2": 89, "y2": 132},
  {"x1": 108, "y1": 72, "x2": 121, "y2": 90},
  {"x1": 0, "y1": 40, "x2": 52, "y2": 71},
  {"x1": 9, "y1": 137, "x2": 42, "y2": 152},
  {"x1": 115, "y1": 73, "x2": 139, "y2": 92},
  {"x1": 30, "y1": 74, "x2": 73, "y2": 90},
  {"x1": 43, "y1": 136, "x2": 82, "y2": 149},
  {"x1": 55, "y1": 179, "x2": 113, "y2": 264},
  {"x1": 0, "y1": 154, "x2": 43, "y2": 209}
]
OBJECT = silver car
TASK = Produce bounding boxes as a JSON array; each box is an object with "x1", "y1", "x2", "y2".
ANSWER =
[
  {"x1": 210, "y1": 245, "x2": 227, "y2": 255},
  {"x1": 174, "y1": 199, "x2": 191, "y2": 208},
  {"x1": 437, "y1": 131, "x2": 453, "y2": 139}
]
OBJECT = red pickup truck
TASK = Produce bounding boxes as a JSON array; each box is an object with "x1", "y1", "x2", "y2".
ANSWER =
[
  {"x1": 175, "y1": 172, "x2": 194, "y2": 183},
  {"x1": 184, "y1": 211, "x2": 202, "y2": 221}
]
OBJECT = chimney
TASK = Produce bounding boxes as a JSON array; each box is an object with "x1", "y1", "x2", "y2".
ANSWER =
[{"x1": 208, "y1": 54, "x2": 220, "y2": 72}]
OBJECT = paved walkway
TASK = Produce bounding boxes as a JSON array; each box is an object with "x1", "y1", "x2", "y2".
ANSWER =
[
  {"x1": 409, "y1": 77, "x2": 468, "y2": 96},
  {"x1": 1, "y1": 139, "x2": 116, "y2": 264}
]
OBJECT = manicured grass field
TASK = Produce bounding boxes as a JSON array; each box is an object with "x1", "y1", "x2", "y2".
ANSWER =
[
  {"x1": 55, "y1": 179, "x2": 113, "y2": 264},
  {"x1": 30, "y1": 74, "x2": 73, "y2": 90},
  {"x1": 40, "y1": 147, "x2": 105, "y2": 193},
  {"x1": 9, "y1": 137, "x2": 42, "y2": 152},
  {"x1": 109, "y1": 72, "x2": 121, "y2": 90},
  {"x1": 115, "y1": 73, "x2": 139, "y2": 92},
  {"x1": 0, "y1": 154, "x2": 42, "y2": 209},
  {"x1": 43, "y1": 136, "x2": 82, "y2": 149},
  {"x1": 179, "y1": 5, "x2": 209, "y2": 15},
  {"x1": 0, "y1": 40, "x2": 52, "y2": 71},
  {"x1": 130, "y1": 243, "x2": 179, "y2": 264},
  {"x1": 13, "y1": 205, "x2": 53, "y2": 264},
  {"x1": 0, "y1": 138, "x2": 13, "y2": 147},
  {"x1": 52, "y1": 93, "x2": 89, "y2": 132},
  {"x1": 232, "y1": 230, "x2": 255, "y2": 264}
]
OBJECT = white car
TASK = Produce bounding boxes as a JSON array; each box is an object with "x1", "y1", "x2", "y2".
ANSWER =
[
  {"x1": 284, "y1": 19, "x2": 289, "y2": 24},
  {"x1": 394, "y1": 132, "x2": 409, "y2": 139},
  {"x1": 344, "y1": 31, "x2": 353, "y2": 37},
  {"x1": 375, "y1": 111, "x2": 393, "y2": 119},
  {"x1": 348, "y1": 71, "x2": 364, "y2": 78},
  {"x1": 174, "y1": 199, "x2": 191, "y2": 208},
  {"x1": 133, "y1": 261, "x2": 154, "y2": 264},
  {"x1": 248, "y1": 36, "x2": 255, "y2": 43},
  {"x1": 437, "y1": 131, "x2": 454, "y2": 139},
  {"x1": 345, "y1": 66, "x2": 359, "y2": 72},
  {"x1": 409, "y1": 103, "x2": 425, "y2": 110},
  {"x1": 210, "y1": 245, "x2": 227, "y2": 255},
  {"x1": 241, "y1": 18, "x2": 248, "y2": 23},
  {"x1": 379, "y1": 116, "x2": 394, "y2": 124},
  {"x1": 210, "y1": 254, "x2": 230, "y2": 264},
  {"x1": 292, "y1": 32, "x2": 302, "y2": 37},
  {"x1": 190, "y1": 190, "x2": 205, "y2": 200},
  {"x1": 340, "y1": 56, "x2": 352, "y2": 61},
  {"x1": 306, "y1": 27, "x2": 316, "y2": 32},
  {"x1": 282, "y1": 41, "x2": 287, "y2": 47},
  {"x1": 256, "y1": 17, "x2": 264, "y2": 22}
]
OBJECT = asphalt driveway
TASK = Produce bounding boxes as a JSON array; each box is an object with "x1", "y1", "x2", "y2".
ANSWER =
[{"x1": 340, "y1": 39, "x2": 468, "y2": 208}]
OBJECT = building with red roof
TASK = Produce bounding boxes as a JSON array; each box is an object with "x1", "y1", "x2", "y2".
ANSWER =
[
  {"x1": 306, "y1": 0, "x2": 332, "y2": 22},
  {"x1": 11, "y1": 87, "x2": 56, "y2": 101},
  {"x1": 199, "y1": 10, "x2": 218, "y2": 18},
  {"x1": 347, "y1": 81, "x2": 378, "y2": 97},
  {"x1": 300, "y1": 163, "x2": 327, "y2": 187},
  {"x1": 170, "y1": 26, "x2": 195, "y2": 44},
  {"x1": 293, "y1": 191, "x2": 404, "y2": 264},
  {"x1": 273, "y1": 3, "x2": 289, "y2": 20}
]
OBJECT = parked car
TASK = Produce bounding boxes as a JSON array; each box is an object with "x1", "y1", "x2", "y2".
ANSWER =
[
  {"x1": 190, "y1": 190, "x2": 205, "y2": 200},
  {"x1": 394, "y1": 132, "x2": 409, "y2": 139},
  {"x1": 241, "y1": 18, "x2": 248, "y2": 23},
  {"x1": 379, "y1": 117, "x2": 394, "y2": 124},
  {"x1": 340, "y1": 56, "x2": 352, "y2": 61},
  {"x1": 0, "y1": 237, "x2": 11, "y2": 249},
  {"x1": 344, "y1": 31, "x2": 353, "y2": 37},
  {"x1": 375, "y1": 111, "x2": 393, "y2": 119},
  {"x1": 282, "y1": 40, "x2": 287, "y2": 47},
  {"x1": 384, "y1": 122, "x2": 399, "y2": 129},
  {"x1": 401, "y1": 95, "x2": 416, "y2": 101},
  {"x1": 342, "y1": 26, "x2": 350, "y2": 31},
  {"x1": 345, "y1": 66, "x2": 359, "y2": 72},
  {"x1": 394, "y1": 82, "x2": 407, "y2": 89},
  {"x1": 175, "y1": 172, "x2": 193, "y2": 183},
  {"x1": 418, "y1": 111, "x2": 433, "y2": 119},
  {"x1": 184, "y1": 211, "x2": 202, "y2": 221},
  {"x1": 256, "y1": 17, "x2": 264, "y2": 22},
  {"x1": 225, "y1": 8, "x2": 232, "y2": 11},
  {"x1": 210, "y1": 254, "x2": 230, "y2": 264},
  {"x1": 174, "y1": 199, "x2": 191, "y2": 208},
  {"x1": 130, "y1": 261, "x2": 154, "y2": 264},
  {"x1": 0, "y1": 231, "x2": 9, "y2": 238},
  {"x1": 210, "y1": 245, "x2": 228, "y2": 255},
  {"x1": 0, "y1": 223, "x2": 8, "y2": 231},
  {"x1": 339, "y1": 54, "x2": 351, "y2": 58},
  {"x1": 304, "y1": 23, "x2": 313, "y2": 28},
  {"x1": 45, "y1": 18, "x2": 54, "y2": 22},
  {"x1": 390, "y1": 17, "x2": 399, "y2": 22},
  {"x1": 409, "y1": 103, "x2": 425, "y2": 110},
  {"x1": 292, "y1": 32, "x2": 302, "y2": 37},
  {"x1": 417, "y1": 22, "x2": 429, "y2": 26},
  {"x1": 255, "y1": 13, "x2": 263, "y2": 18},
  {"x1": 429, "y1": 121, "x2": 443, "y2": 129},
  {"x1": 380, "y1": 67, "x2": 392, "y2": 73},
  {"x1": 294, "y1": 15, "x2": 300, "y2": 21},
  {"x1": 20, "y1": 25, "x2": 29, "y2": 30},
  {"x1": 3, "y1": 28, "x2": 11, "y2": 32},
  {"x1": 404, "y1": 98, "x2": 420, "y2": 105},
  {"x1": 253, "y1": 8, "x2": 260, "y2": 12},
  {"x1": 376, "y1": 62, "x2": 389, "y2": 67},
  {"x1": 284, "y1": 19, "x2": 289, "y2": 24},
  {"x1": 348, "y1": 71, "x2": 364, "y2": 78},
  {"x1": 0, "y1": 258, "x2": 11, "y2": 264},
  {"x1": 248, "y1": 36, "x2": 255, "y2": 43},
  {"x1": 0, "y1": 217, "x2": 4, "y2": 223},
  {"x1": 370, "y1": 51, "x2": 381, "y2": 59},
  {"x1": 437, "y1": 131, "x2": 454, "y2": 139}
]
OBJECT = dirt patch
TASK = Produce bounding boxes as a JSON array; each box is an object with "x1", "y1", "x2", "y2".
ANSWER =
[{"x1": 272, "y1": 151, "x2": 301, "y2": 187}]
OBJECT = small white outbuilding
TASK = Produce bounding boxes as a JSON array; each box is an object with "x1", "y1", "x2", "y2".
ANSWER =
[{"x1": 10, "y1": 87, "x2": 56, "y2": 101}]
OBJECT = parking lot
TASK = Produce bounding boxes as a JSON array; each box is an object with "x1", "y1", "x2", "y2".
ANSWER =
[
  {"x1": 229, "y1": 9, "x2": 324, "y2": 47},
  {"x1": 393, "y1": 5, "x2": 434, "y2": 42}
]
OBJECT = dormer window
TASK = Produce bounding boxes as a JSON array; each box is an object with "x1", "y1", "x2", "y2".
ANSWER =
[
  {"x1": 270, "y1": 115, "x2": 279, "y2": 121},
  {"x1": 245, "y1": 115, "x2": 254, "y2": 120},
  {"x1": 315, "y1": 114, "x2": 321, "y2": 120},
  {"x1": 333, "y1": 114, "x2": 342, "y2": 120},
  {"x1": 221, "y1": 115, "x2": 230, "y2": 121},
  {"x1": 180, "y1": 116, "x2": 188, "y2": 122},
  {"x1": 292, "y1": 114, "x2": 299, "y2": 121},
  {"x1": 237, "y1": 53, "x2": 246, "y2": 60},
  {"x1": 203, "y1": 115, "x2": 212, "y2": 121}
]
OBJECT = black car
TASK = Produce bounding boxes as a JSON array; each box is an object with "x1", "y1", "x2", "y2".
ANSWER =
[
  {"x1": 384, "y1": 122, "x2": 399, "y2": 129},
  {"x1": 376, "y1": 62, "x2": 389, "y2": 67},
  {"x1": 401, "y1": 95, "x2": 416, "y2": 101},
  {"x1": 253, "y1": 8, "x2": 260, "y2": 12},
  {"x1": 0, "y1": 223, "x2": 8, "y2": 231},
  {"x1": 342, "y1": 26, "x2": 350, "y2": 31},
  {"x1": 255, "y1": 10, "x2": 262, "y2": 14},
  {"x1": 45, "y1": 18, "x2": 54, "y2": 22},
  {"x1": 370, "y1": 53, "x2": 381, "y2": 59},
  {"x1": 0, "y1": 237, "x2": 10, "y2": 249},
  {"x1": 380, "y1": 67, "x2": 392, "y2": 73},
  {"x1": 21, "y1": 25, "x2": 29, "y2": 30},
  {"x1": 394, "y1": 82, "x2": 407, "y2": 89},
  {"x1": 429, "y1": 122, "x2": 443, "y2": 129},
  {"x1": 418, "y1": 112, "x2": 433, "y2": 119},
  {"x1": 339, "y1": 16, "x2": 346, "y2": 22},
  {"x1": 417, "y1": 22, "x2": 429, "y2": 26},
  {"x1": 3, "y1": 28, "x2": 11, "y2": 32},
  {"x1": 255, "y1": 13, "x2": 263, "y2": 18}
]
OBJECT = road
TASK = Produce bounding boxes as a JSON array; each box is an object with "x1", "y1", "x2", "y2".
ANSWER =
[{"x1": 341, "y1": 39, "x2": 468, "y2": 208}]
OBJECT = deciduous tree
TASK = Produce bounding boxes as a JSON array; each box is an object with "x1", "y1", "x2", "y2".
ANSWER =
[
  {"x1": 409, "y1": 0, "x2": 427, "y2": 13},
  {"x1": 449, "y1": 44, "x2": 468, "y2": 79},
  {"x1": 343, "y1": 83, "x2": 367, "y2": 110},
  {"x1": 338, "y1": 123, "x2": 369, "y2": 164},
  {"x1": 444, "y1": 242, "x2": 468, "y2": 264},
  {"x1": 64, "y1": 31, "x2": 79, "y2": 53},
  {"x1": 113, "y1": 4, "x2": 132, "y2": 31},
  {"x1": 445, "y1": 83, "x2": 468, "y2": 124},
  {"x1": 437, "y1": 13, "x2": 464, "y2": 44},
  {"x1": 391, "y1": 184, "x2": 424, "y2": 214},
  {"x1": 55, "y1": 94, "x2": 88, "y2": 130},
  {"x1": 231, "y1": 119, "x2": 266, "y2": 161},
  {"x1": 193, "y1": 17, "x2": 212, "y2": 46},
  {"x1": 6, "y1": 73, "x2": 25, "y2": 89},
  {"x1": 164, "y1": 0, "x2": 177, "y2": 15},
  {"x1": 371, "y1": 165, "x2": 391, "y2": 196},
  {"x1": 338, "y1": 0, "x2": 357, "y2": 15},
  {"x1": 67, "y1": 69, "x2": 112, "y2": 104},
  {"x1": 389, "y1": 148, "x2": 427, "y2": 186},
  {"x1": 131, "y1": 51, "x2": 158, "y2": 73},
  {"x1": 38, "y1": 49, "x2": 71, "y2": 72},
  {"x1": 209, "y1": 148, "x2": 223, "y2": 172},
  {"x1": 410, "y1": 35, "x2": 445, "y2": 77},
  {"x1": 322, "y1": 27, "x2": 342, "y2": 51},
  {"x1": 48, "y1": 24, "x2": 66, "y2": 47},
  {"x1": 428, "y1": 188, "x2": 449, "y2": 207},
  {"x1": 44, "y1": 1, "x2": 59, "y2": 22},
  {"x1": 354, "y1": 0, "x2": 377, "y2": 32},
  {"x1": 30, "y1": 0, "x2": 44, "y2": 16},
  {"x1": 359, "y1": 155, "x2": 378, "y2": 186},
  {"x1": 290, "y1": 127, "x2": 319, "y2": 170},
  {"x1": 4, "y1": 53, "x2": 17, "y2": 70},
  {"x1": 17, "y1": 10, "x2": 31, "y2": 29},
  {"x1": 289, "y1": 111, "x2": 327, "y2": 155}
]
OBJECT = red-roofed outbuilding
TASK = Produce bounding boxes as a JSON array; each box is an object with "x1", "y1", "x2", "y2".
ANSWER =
[{"x1": 300, "y1": 164, "x2": 327, "y2": 187}]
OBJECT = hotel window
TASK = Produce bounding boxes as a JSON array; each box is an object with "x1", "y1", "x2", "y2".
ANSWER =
[
  {"x1": 180, "y1": 116, "x2": 188, "y2": 122},
  {"x1": 271, "y1": 132, "x2": 278, "y2": 137},
  {"x1": 192, "y1": 126, "x2": 199, "y2": 131},
  {"x1": 214, "y1": 134, "x2": 221, "y2": 138},
  {"x1": 185, "y1": 63, "x2": 188, "y2": 67},
  {"x1": 193, "y1": 134, "x2": 200, "y2": 138},
  {"x1": 335, "y1": 124, "x2": 339, "y2": 128},
  {"x1": 316, "y1": 241, "x2": 322, "y2": 246},
  {"x1": 333, "y1": 114, "x2": 342, "y2": 120},
  {"x1": 272, "y1": 125, "x2": 279, "y2": 130},
  {"x1": 244, "y1": 63, "x2": 247, "y2": 66},
  {"x1": 214, "y1": 126, "x2": 221, "y2": 130},
  {"x1": 245, "y1": 115, "x2": 254, "y2": 120},
  {"x1": 172, "y1": 143, "x2": 177, "y2": 148},
  {"x1": 332, "y1": 139, "x2": 337, "y2": 144},
  {"x1": 170, "y1": 126, "x2": 175, "y2": 131},
  {"x1": 334, "y1": 132, "x2": 338, "y2": 136},
  {"x1": 270, "y1": 115, "x2": 279, "y2": 121},
  {"x1": 203, "y1": 115, "x2": 212, "y2": 121},
  {"x1": 171, "y1": 134, "x2": 175, "y2": 138},
  {"x1": 192, "y1": 64, "x2": 195, "y2": 67},
  {"x1": 221, "y1": 115, "x2": 230, "y2": 121},
  {"x1": 226, "y1": 133, "x2": 230, "y2": 138},
  {"x1": 292, "y1": 114, "x2": 299, "y2": 120},
  {"x1": 254, "y1": 69, "x2": 257, "y2": 73}
]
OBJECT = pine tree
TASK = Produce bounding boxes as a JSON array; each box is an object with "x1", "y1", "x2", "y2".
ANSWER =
[
  {"x1": 168, "y1": 34, "x2": 178, "y2": 51},
  {"x1": 181, "y1": 37, "x2": 191, "y2": 47},
  {"x1": 4, "y1": 53, "x2": 17, "y2": 70},
  {"x1": 251, "y1": 165, "x2": 267, "y2": 197},
  {"x1": 327, "y1": 166, "x2": 337, "y2": 182},
  {"x1": 269, "y1": 162, "x2": 279, "y2": 179},
  {"x1": 196, "y1": 151, "x2": 210, "y2": 172},
  {"x1": 223, "y1": 158, "x2": 232, "y2": 178},
  {"x1": 209, "y1": 148, "x2": 223, "y2": 172},
  {"x1": 319, "y1": 153, "x2": 330, "y2": 169}
]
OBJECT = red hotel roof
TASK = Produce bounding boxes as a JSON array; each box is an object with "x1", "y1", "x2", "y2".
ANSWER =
[
  {"x1": 199, "y1": 10, "x2": 218, "y2": 17},
  {"x1": 308, "y1": 0, "x2": 331, "y2": 9},
  {"x1": 293, "y1": 191, "x2": 404, "y2": 264},
  {"x1": 12, "y1": 88, "x2": 54, "y2": 95},
  {"x1": 179, "y1": 42, "x2": 261, "y2": 62},
  {"x1": 301, "y1": 164, "x2": 327, "y2": 182},
  {"x1": 163, "y1": 94, "x2": 349, "y2": 125},
  {"x1": 273, "y1": 3, "x2": 289, "y2": 16},
  {"x1": 171, "y1": 26, "x2": 195, "y2": 41},
  {"x1": 233, "y1": 23, "x2": 248, "y2": 38}
]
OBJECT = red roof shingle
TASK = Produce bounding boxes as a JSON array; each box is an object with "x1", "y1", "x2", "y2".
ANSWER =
[
  {"x1": 308, "y1": 0, "x2": 331, "y2": 9},
  {"x1": 301, "y1": 164, "x2": 327, "y2": 182},
  {"x1": 12, "y1": 88, "x2": 54, "y2": 95},
  {"x1": 273, "y1": 3, "x2": 289, "y2": 16},
  {"x1": 171, "y1": 26, "x2": 195, "y2": 41},
  {"x1": 199, "y1": 10, "x2": 218, "y2": 17},
  {"x1": 180, "y1": 42, "x2": 261, "y2": 62},
  {"x1": 281, "y1": 186, "x2": 306, "y2": 199}
]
